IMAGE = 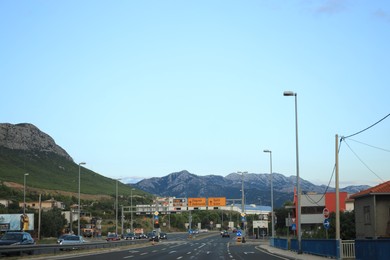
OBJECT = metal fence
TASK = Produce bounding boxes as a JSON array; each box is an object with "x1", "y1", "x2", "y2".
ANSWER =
[{"x1": 341, "y1": 240, "x2": 355, "y2": 259}]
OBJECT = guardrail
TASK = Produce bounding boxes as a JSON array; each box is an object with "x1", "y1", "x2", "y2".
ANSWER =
[{"x1": 0, "y1": 238, "x2": 150, "y2": 257}]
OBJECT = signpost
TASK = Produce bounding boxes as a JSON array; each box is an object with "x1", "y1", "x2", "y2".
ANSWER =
[
  {"x1": 323, "y1": 208, "x2": 330, "y2": 219},
  {"x1": 187, "y1": 198, "x2": 207, "y2": 207},
  {"x1": 208, "y1": 197, "x2": 226, "y2": 207}
]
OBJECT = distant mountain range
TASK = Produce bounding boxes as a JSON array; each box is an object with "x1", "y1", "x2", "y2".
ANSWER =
[{"x1": 133, "y1": 170, "x2": 370, "y2": 208}]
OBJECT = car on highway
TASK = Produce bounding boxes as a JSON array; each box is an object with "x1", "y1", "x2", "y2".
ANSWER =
[
  {"x1": 124, "y1": 232, "x2": 136, "y2": 240},
  {"x1": 221, "y1": 231, "x2": 230, "y2": 238},
  {"x1": 0, "y1": 231, "x2": 35, "y2": 256},
  {"x1": 106, "y1": 233, "x2": 120, "y2": 241},
  {"x1": 147, "y1": 232, "x2": 159, "y2": 241},
  {"x1": 135, "y1": 233, "x2": 147, "y2": 239},
  {"x1": 159, "y1": 232, "x2": 167, "y2": 239},
  {"x1": 57, "y1": 235, "x2": 86, "y2": 250}
]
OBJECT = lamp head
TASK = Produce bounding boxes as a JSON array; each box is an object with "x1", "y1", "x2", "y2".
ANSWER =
[
  {"x1": 283, "y1": 91, "x2": 295, "y2": 96},
  {"x1": 263, "y1": 149, "x2": 271, "y2": 153}
]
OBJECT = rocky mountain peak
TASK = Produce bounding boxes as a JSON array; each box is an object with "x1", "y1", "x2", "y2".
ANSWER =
[{"x1": 0, "y1": 123, "x2": 73, "y2": 161}]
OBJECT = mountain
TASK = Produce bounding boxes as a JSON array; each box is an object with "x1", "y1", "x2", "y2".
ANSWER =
[
  {"x1": 0, "y1": 123, "x2": 147, "y2": 199},
  {"x1": 133, "y1": 170, "x2": 370, "y2": 208}
]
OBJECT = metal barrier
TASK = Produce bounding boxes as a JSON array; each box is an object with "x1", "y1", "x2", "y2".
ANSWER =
[{"x1": 341, "y1": 240, "x2": 355, "y2": 259}]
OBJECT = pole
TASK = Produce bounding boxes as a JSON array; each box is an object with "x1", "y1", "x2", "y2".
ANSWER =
[
  {"x1": 264, "y1": 150, "x2": 274, "y2": 239},
  {"x1": 23, "y1": 173, "x2": 29, "y2": 214},
  {"x1": 78, "y1": 162, "x2": 86, "y2": 236},
  {"x1": 335, "y1": 135, "x2": 341, "y2": 259},
  {"x1": 38, "y1": 194, "x2": 41, "y2": 240},
  {"x1": 294, "y1": 93, "x2": 302, "y2": 254},
  {"x1": 131, "y1": 188, "x2": 134, "y2": 232},
  {"x1": 116, "y1": 179, "x2": 119, "y2": 235},
  {"x1": 121, "y1": 205, "x2": 124, "y2": 237}
]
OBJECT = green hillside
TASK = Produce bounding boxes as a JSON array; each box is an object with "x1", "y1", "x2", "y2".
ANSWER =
[{"x1": 0, "y1": 146, "x2": 150, "y2": 199}]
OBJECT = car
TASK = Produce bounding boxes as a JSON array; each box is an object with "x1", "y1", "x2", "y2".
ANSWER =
[
  {"x1": 159, "y1": 232, "x2": 167, "y2": 239},
  {"x1": 135, "y1": 233, "x2": 147, "y2": 239},
  {"x1": 221, "y1": 231, "x2": 230, "y2": 238},
  {"x1": 124, "y1": 232, "x2": 136, "y2": 240},
  {"x1": 0, "y1": 231, "x2": 35, "y2": 256},
  {"x1": 106, "y1": 233, "x2": 120, "y2": 241},
  {"x1": 147, "y1": 232, "x2": 159, "y2": 241},
  {"x1": 57, "y1": 235, "x2": 86, "y2": 250}
]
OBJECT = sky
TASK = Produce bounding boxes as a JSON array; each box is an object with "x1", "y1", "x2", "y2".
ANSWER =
[{"x1": 1, "y1": 0, "x2": 389, "y2": 188}]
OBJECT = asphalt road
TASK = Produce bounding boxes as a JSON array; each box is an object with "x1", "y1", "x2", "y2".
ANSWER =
[{"x1": 61, "y1": 232, "x2": 285, "y2": 260}]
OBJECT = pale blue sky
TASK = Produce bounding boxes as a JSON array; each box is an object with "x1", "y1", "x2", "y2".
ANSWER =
[{"x1": 1, "y1": 0, "x2": 389, "y2": 188}]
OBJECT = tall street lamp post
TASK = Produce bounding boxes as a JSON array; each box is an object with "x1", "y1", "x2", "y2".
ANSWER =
[
  {"x1": 78, "y1": 162, "x2": 86, "y2": 236},
  {"x1": 131, "y1": 188, "x2": 135, "y2": 232},
  {"x1": 116, "y1": 178, "x2": 121, "y2": 235},
  {"x1": 264, "y1": 150, "x2": 275, "y2": 239},
  {"x1": 283, "y1": 90, "x2": 302, "y2": 254},
  {"x1": 23, "y1": 173, "x2": 29, "y2": 214}
]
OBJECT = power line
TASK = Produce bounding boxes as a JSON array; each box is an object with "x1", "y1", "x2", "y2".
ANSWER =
[
  {"x1": 342, "y1": 139, "x2": 385, "y2": 182},
  {"x1": 343, "y1": 113, "x2": 390, "y2": 139},
  {"x1": 348, "y1": 138, "x2": 390, "y2": 153}
]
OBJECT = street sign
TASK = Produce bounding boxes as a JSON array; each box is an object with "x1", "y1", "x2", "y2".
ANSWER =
[
  {"x1": 236, "y1": 230, "x2": 242, "y2": 236},
  {"x1": 241, "y1": 213, "x2": 246, "y2": 217},
  {"x1": 208, "y1": 197, "x2": 226, "y2": 207},
  {"x1": 187, "y1": 198, "x2": 207, "y2": 207},
  {"x1": 154, "y1": 211, "x2": 159, "y2": 216},
  {"x1": 291, "y1": 223, "x2": 296, "y2": 231},
  {"x1": 323, "y1": 218, "x2": 330, "y2": 229},
  {"x1": 323, "y1": 208, "x2": 330, "y2": 218}
]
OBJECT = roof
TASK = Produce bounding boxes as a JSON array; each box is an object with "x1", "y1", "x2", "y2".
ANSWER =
[{"x1": 350, "y1": 180, "x2": 390, "y2": 199}]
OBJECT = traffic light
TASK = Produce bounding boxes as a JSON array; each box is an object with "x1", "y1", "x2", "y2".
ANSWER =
[{"x1": 154, "y1": 219, "x2": 160, "y2": 228}]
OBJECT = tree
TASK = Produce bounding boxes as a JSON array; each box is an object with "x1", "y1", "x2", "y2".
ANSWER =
[{"x1": 40, "y1": 208, "x2": 67, "y2": 237}]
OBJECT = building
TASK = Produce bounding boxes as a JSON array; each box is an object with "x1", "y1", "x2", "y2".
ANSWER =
[
  {"x1": 19, "y1": 198, "x2": 65, "y2": 211},
  {"x1": 288, "y1": 189, "x2": 349, "y2": 235},
  {"x1": 350, "y1": 180, "x2": 390, "y2": 239}
]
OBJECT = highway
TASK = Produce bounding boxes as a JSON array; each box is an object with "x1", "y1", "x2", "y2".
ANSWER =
[{"x1": 61, "y1": 232, "x2": 284, "y2": 260}]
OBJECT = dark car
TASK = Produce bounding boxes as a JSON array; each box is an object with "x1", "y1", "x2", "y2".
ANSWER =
[
  {"x1": 0, "y1": 231, "x2": 35, "y2": 256},
  {"x1": 106, "y1": 233, "x2": 120, "y2": 241},
  {"x1": 159, "y1": 232, "x2": 167, "y2": 239},
  {"x1": 221, "y1": 231, "x2": 230, "y2": 238},
  {"x1": 147, "y1": 232, "x2": 159, "y2": 241},
  {"x1": 124, "y1": 232, "x2": 136, "y2": 240}
]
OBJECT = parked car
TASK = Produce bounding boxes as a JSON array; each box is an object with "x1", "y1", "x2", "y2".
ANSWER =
[
  {"x1": 57, "y1": 235, "x2": 86, "y2": 250},
  {"x1": 159, "y1": 232, "x2": 167, "y2": 239},
  {"x1": 221, "y1": 231, "x2": 230, "y2": 238},
  {"x1": 124, "y1": 232, "x2": 136, "y2": 240},
  {"x1": 0, "y1": 231, "x2": 35, "y2": 256},
  {"x1": 106, "y1": 233, "x2": 120, "y2": 241}
]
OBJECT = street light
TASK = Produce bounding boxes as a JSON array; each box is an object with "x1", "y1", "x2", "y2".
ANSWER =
[
  {"x1": 78, "y1": 162, "x2": 86, "y2": 236},
  {"x1": 238, "y1": 171, "x2": 248, "y2": 237},
  {"x1": 116, "y1": 178, "x2": 121, "y2": 235},
  {"x1": 23, "y1": 173, "x2": 29, "y2": 214},
  {"x1": 131, "y1": 188, "x2": 135, "y2": 232},
  {"x1": 283, "y1": 90, "x2": 302, "y2": 254},
  {"x1": 263, "y1": 150, "x2": 275, "y2": 239}
]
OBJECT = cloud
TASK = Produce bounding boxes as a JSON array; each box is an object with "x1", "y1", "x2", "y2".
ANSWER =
[
  {"x1": 316, "y1": 0, "x2": 349, "y2": 14},
  {"x1": 373, "y1": 9, "x2": 390, "y2": 23}
]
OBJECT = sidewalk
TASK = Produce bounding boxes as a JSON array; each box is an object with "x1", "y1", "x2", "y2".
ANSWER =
[{"x1": 257, "y1": 243, "x2": 331, "y2": 260}]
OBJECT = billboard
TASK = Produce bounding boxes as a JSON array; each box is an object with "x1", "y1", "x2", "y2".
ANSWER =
[
  {"x1": 187, "y1": 198, "x2": 206, "y2": 207},
  {"x1": 0, "y1": 214, "x2": 34, "y2": 231},
  {"x1": 208, "y1": 197, "x2": 226, "y2": 207}
]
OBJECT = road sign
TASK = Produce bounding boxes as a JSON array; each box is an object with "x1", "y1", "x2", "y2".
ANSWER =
[
  {"x1": 154, "y1": 211, "x2": 159, "y2": 216},
  {"x1": 291, "y1": 223, "x2": 296, "y2": 231},
  {"x1": 323, "y1": 208, "x2": 330, "y2": 218},
  {"x1": 236, "y1": 230, "x2": 242, "y2": 236},
  {"x1": 187, "y1": 198, "x2": 207, "y2": 207},
  {"x1": 208, "y1": 197, "x2": 226, "y2": 206},
  {"x1": 323, "y1": 218, "x2": 330, "y2": 229},
  {"x1": 241, "y1": 213, "x2": 246, "y2": 217}
]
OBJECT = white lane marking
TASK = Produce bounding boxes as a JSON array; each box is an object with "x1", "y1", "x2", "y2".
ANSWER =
[
  {"x1": 123, "y1": 256, "x2": 134, "y2": 259},
  {"x1": 169, "y1": 250, "x2": 177, "y2": 254},
  {"x1": 140, "y1": 252, "x2": 148, "y2": 255},
  {"x1": 177, "y1": 257, "x2": 183, "y2": 259}
]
